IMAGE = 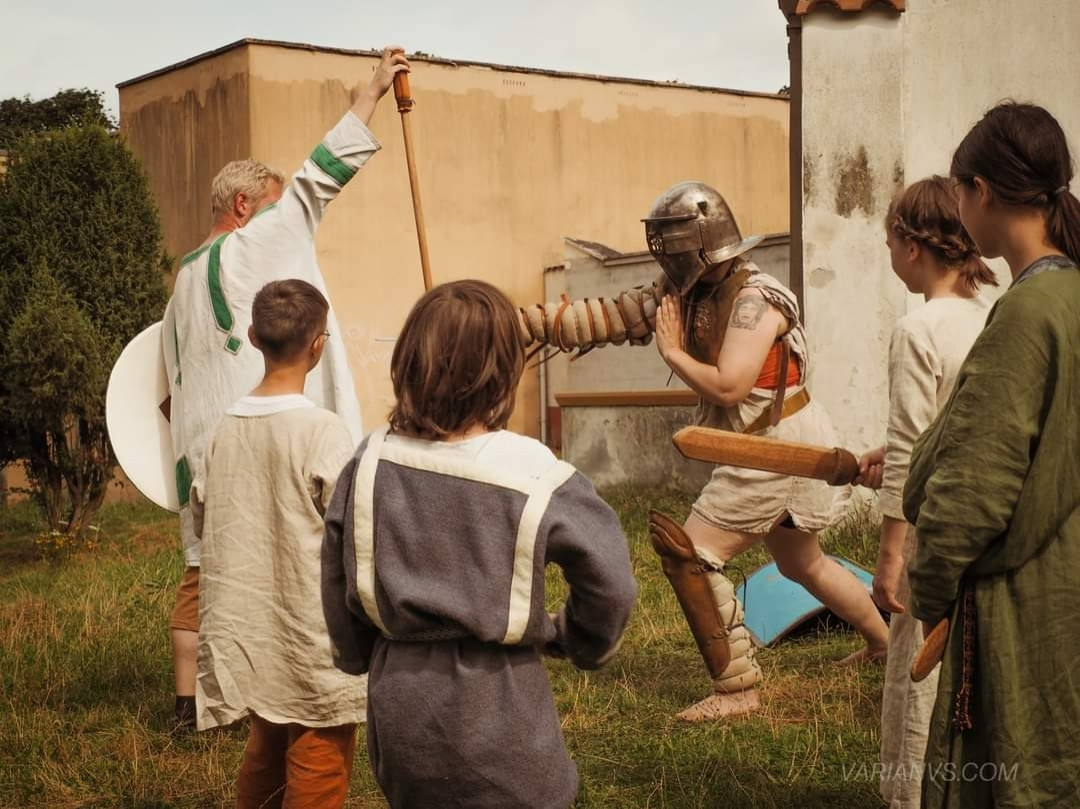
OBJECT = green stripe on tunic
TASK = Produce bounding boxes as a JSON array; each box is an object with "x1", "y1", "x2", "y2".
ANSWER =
[
  {"x1": 175, "y1": 456, "x2": 192, "y2": 507},
  {"x1": 172, "y1": 320, "x2": 182, "y2": 385},
  {"x1": 310, "y1": 143, "x2": 356, "y2": 185},
  {"x1": 205, "y1": 234, "x2": 241, "y2": 354},
  {"x1": 179, "y1": 243, "x2": 210, "y2": 267},
  {"x1": 206, "y1": 235, "x2": 233, "y2": 333}
]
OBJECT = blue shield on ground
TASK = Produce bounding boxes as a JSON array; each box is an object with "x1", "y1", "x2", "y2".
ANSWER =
[{"x1": 735, "y1": 556, "x2": 874, "y2": 647}]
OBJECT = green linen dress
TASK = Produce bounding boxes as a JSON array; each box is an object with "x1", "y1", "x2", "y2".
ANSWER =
[{"x1": 903, "y1": 257, "x2": 1080, "y2": 808}]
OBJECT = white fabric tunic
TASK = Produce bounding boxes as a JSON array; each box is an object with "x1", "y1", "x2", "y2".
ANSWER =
[
  {"x1": 878, "y1": 296, "x2": 990, "y2": 520},
  {"x1": 162, "y1": 112, "x2": 374, "y2": 565},
  {"x1": 194, "y1": 395, "x2": 364, "y2": 730},
  {"x1": 877, "y1": 295, "x2": 988, "y2": 809}
]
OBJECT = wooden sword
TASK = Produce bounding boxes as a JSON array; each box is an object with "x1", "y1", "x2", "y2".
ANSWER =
[{"x1": 671, "y1": 426, "x2": 860, "y2": 486}]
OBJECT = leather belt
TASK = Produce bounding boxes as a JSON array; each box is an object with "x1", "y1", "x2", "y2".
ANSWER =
[{"x1": 743, "y1": 386, "x2": 811, "y2": 435}]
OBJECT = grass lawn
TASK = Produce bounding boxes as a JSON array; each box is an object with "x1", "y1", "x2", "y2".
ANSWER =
[{"x1": 0, "y1": 489, "x2": 887, "y2": 808}]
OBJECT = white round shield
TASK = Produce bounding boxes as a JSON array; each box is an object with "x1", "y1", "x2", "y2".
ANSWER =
[{"x1": 106, "y1": 321, "x2": 178, "y2": 512}]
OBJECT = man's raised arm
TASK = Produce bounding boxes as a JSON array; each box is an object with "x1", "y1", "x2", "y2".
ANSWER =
[{"x1": 251, "y1": 46, "x2": 411, "y2": 244}]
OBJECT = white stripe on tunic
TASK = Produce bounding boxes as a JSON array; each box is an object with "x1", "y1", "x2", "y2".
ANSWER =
[
  {"x1": 351, "y1": 428, "x2": 575, "y2": 645},
  {"x1": 354, "y1": 425, "x2": 391, "y2": 634},
  {"x1": 377, "y1": 439, "x2": 539, "y2": 494},
  {"x1": 503, "y1": 460, "x2": 576, "y2": 644}
]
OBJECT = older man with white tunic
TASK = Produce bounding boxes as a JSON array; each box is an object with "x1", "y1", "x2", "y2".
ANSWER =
[{"x1": 161, "y1": 46, "x2": 409, "y2": 729}]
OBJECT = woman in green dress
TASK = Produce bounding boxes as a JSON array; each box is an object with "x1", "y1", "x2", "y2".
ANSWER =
[{"x1": 904, "y1": 102, "x2": 1080, "y2": 808}]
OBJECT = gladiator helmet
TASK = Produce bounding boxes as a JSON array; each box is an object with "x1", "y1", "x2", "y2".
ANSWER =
[{"x1": 642, "y1": 181, "x2": 763, "y2": 295}]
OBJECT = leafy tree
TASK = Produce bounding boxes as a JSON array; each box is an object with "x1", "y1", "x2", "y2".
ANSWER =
[
  {"x1": 0, "y1": 125, "x2": 169, "y2": 535},
  {"x1": 0, "y1": 88, "x2": 114, "y2": 148}
]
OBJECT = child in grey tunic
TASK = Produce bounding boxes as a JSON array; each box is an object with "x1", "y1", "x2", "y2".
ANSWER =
[{"x1": 322, "y1": 280, "x2": 637, "y2": 808}]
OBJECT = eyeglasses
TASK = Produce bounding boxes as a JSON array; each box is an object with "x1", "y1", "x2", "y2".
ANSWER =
[{"x1": 320, "y1": 330, "x2": 330, "y2": 339}]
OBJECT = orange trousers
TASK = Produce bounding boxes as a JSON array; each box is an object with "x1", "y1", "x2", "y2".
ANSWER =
[{"x1": 236, "y1": 713, "x2": 357, "y2": 809}]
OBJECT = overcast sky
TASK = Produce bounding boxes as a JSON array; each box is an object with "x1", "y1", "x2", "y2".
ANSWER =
[{"x1": 2, "y1": 1, "x2": 790, "y2": 120}]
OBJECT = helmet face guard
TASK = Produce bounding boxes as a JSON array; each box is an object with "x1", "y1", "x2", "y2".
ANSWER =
[
  {"x1": 644, "y1": 215, "x2": 709, "y2": 295},
  {"x1": 642, "y1": 182, "x2": 763, "y2": 295}
]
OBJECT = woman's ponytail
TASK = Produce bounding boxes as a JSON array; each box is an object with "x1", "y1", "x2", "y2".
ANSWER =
[{"x1": 1047, "y1": 188, "x2": 1080, "y2": 266}]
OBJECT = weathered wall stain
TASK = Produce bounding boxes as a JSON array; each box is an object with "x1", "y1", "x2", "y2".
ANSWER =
[
  {"x1": 122, "y1": 71, "x2": 252, "y2": 276},
  {"x1": 803, "y1": 151, "x2": 815, "y2": 203},
  {"x1": 809, "y1": 266, "x2": 837, "y2": 288},
  {"x1": 892, "y1": 159, "x2": 904, "y2": 196},
  {"x1": 834, "y1": 145, "x2": 873, "y2": 217}
]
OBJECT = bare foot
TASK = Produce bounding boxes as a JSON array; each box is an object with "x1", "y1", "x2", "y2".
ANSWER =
[
  {"x1": 677, "y1": 689, "x2": 761, "y2": 722},
  {"x1": 835, "y1": 645, "x2": 888, "y2": 667}
]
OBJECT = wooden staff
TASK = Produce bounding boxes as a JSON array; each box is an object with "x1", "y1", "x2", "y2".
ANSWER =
[{"x1": 392, "y1": 49, "x2": 433, "y2": 291}]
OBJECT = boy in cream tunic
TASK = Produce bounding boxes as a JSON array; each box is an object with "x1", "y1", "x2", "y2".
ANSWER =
[
  {"x1": 161, "y1": 46, "x2": 409, "y2": 728},
  {"x1": 194, "y1": 280, "x2": 362, "y2": 808}
]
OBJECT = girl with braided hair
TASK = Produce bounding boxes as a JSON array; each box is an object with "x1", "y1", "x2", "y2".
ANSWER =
[
  {"x1": 857, "y1": 176, "x2": 996, "y2": 809},
  {"x1": 901, "y1": 103, "x2": 1080, "y2": 808}
]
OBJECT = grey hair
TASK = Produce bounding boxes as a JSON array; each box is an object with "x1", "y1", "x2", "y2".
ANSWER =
[{"x1": 209, "y1": 158, "x2": 285, "y2": 220}]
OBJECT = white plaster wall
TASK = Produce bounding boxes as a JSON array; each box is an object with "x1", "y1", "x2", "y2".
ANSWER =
[
  {"x1": 801, "y1": 0, "x2": 1080, "y2": 458},
  {"x1": 901, "y1": 0, "x2": 1080, "y2": 289},
  {"x1": 801, "y1": 7, "x2": 907, "y2": 455}
]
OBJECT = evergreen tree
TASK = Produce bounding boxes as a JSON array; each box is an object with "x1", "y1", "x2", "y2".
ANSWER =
[{"x1": 0, "y1": 125, "x2": 169, "y2": 534}]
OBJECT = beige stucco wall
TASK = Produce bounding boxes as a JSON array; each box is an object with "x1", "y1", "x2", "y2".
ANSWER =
[
  {"x1": 120, "y1": 48, "x2": 252, "y2": 270},
  {"x1": 799, "y1": 0, "x2": 1080, "y2": 456},
  {"x1": 2, "y1": 462, "x2": 142, "y2": 507},
  {"x1": 119, "y1": 42, "x2": 789, "y2": 438}
]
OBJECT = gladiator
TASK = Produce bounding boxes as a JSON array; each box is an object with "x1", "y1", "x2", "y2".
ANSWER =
[{"x1": 519, "y1": 182, "x2": 888, "y2": 720}]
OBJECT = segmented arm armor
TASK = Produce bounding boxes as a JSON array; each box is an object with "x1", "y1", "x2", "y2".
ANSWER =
[{"x1": 517, "y1": 281, "x2": 665, "y2": 354}]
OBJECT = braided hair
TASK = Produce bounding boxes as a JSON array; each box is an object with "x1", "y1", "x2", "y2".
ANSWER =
[
  {"x1": 887, "y1": 176, "x2": 998, "y2": 291},
  {"x1": 951, "y1": 102, "x2": 1080, "y2": 267}
]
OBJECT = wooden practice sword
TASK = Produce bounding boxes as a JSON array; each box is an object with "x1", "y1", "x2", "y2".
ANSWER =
[{"x1": 672, "y1": 426, "x2": 860, "y2": 486}]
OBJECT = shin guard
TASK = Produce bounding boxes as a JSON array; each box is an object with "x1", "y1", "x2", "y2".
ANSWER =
[{"x1": 649, "y1": 511, "x2": 762, "y2": 694}]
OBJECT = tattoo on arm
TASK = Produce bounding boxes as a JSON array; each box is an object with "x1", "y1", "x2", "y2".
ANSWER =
[{"x1": 730, "y1": 296, "x2": 769, "y2": 330}]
